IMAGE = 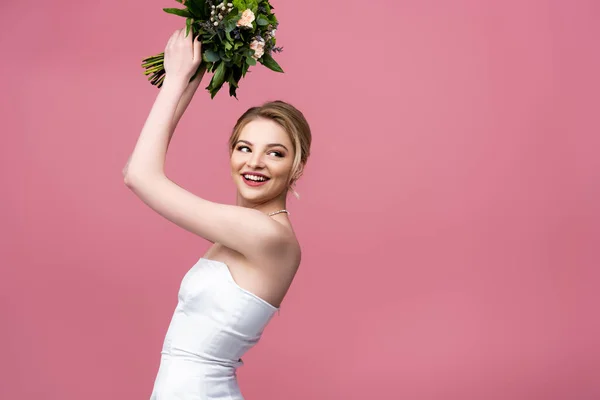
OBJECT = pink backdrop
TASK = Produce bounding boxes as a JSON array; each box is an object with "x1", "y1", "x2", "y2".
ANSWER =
[{"x1": 1, "y1": 0, "x2": 599, "y2": 399}]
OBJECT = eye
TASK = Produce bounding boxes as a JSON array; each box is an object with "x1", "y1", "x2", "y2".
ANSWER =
[
  {"x1": 268, "y1": 150, "x2": 284, "y2": 158},
  {"x1": 236, "y1": 145, "x2": 251, "y2": 153}
]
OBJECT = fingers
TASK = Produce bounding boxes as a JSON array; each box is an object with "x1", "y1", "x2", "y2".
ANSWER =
[
  {"x1": 165, "y1": 27, "x2": 201, "y2": 63},
  {"x1": 179, "y1": 27, "x2": 192, "y2": 46},
  {"x1": 165, "y1": 32, "x2": 174, "y2": 50},
  {"x1": 193, "y1": 36, "x2": 202, "y2": 62},
  {"x1": 169, "y1": 28, "x2": 193, "y2": 47},
  {"x1": 165, "y1": 29, "x2": 180, "y2": 51},
  {"x1": 184, "y1": 29, "x2": 194, "y2": 53}
]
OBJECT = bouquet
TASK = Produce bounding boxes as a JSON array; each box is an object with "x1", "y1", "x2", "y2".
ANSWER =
[{"x1": 141, "y1": 0, "x2": 283, "y2": 98}]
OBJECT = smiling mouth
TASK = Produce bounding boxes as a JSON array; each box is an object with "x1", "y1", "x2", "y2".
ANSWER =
[
  {"x1": 242, "y1": 174, "x2": 270, "y2": 185},
  {"x1": 243, "y1": 173, "x2": 269, "y2": 181}
]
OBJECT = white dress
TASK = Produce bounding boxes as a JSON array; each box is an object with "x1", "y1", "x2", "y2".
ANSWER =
[{"x1": 149, "y1": 257, "x2": 279, "y2": 400}]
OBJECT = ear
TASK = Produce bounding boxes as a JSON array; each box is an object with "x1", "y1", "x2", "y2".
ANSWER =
[{"x1": 294, "y1": 162, "x2": 305, "y2": 181}]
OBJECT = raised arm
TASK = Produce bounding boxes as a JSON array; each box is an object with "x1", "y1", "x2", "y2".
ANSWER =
[
  {"x1": 121, "y1": 66, "x2": 204, "y2": 178},
  {"x1": 123, "y1": 28, "x2": 292, "y2": 260},
  {"x1": 173, "y1": 64, "x2": 206, "y2": 127}
]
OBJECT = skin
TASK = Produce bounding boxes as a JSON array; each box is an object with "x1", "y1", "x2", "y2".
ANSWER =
[
  {"x1": 231, "y1": 118, "x2": 295, "y2": 210},
  {"x1": 123, "y1": 28, "x2": 301, "y2": 308}
]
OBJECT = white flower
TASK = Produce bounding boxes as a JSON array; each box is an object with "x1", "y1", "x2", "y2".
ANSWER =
[
  {"x1": 271, "y1": 29, "x2": 276, "y2": 37},
  {"x1": 237, "y1": 9, "x2": 255, "y2": 28}
]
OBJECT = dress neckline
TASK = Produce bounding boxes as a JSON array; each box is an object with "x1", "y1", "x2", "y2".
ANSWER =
[{"x1": 199, "y1": 257, "x2": 280, "y2": 311}]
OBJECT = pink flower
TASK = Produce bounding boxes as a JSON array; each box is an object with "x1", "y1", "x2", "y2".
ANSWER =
[
  {"x1": 250, "y1": 38, "x2": 265, "y2": 59},
  {"x1": 236, "y1": 9, "x2": 255, "y2": 28}
]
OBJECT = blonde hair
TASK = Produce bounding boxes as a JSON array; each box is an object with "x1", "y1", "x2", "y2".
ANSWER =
[{"x1": 229, "y1": 100, "x2": 312, "y2": 197}]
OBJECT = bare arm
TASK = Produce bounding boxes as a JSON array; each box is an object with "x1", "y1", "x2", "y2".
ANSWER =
[
  {"x1": 173, "y1": 64, "x2": 206, "y2": 127},
  {"x1": 124, "y1": 76, "x2": 186, "y2": 179},
  {"x1": 121, "y1": 66, "x2": 204, "y2": 177},
  {"x1": 123, "y1": 28, "x2": 292, "y2": 260}
]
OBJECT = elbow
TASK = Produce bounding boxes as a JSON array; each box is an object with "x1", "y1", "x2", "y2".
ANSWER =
[
  {"x1": 122, "y1": 167, "x2": 134, "y2": 186},
  {"x1": 123, "y1": 172, "x2": 141, "y2": 188},
  {"x1": 122, "y1": 156, "x2": 132, "y2": 183},
  {"x1": 122, "y1": 170, "x2": 165, "y2": 188},
  {"x1": 123, "y1": 174, "x2": 132, "y2": 187},
  {"x1": 123, "y1": 168, "x2": 141, "y2": 187}
]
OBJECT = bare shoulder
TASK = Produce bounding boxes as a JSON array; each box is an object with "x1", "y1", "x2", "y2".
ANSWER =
[
  {"x1": 262, "y1": 219, "x2": 302, "y2": 268},
  {"x1": 261, "y1": 223, "x2": 301, "y2": 305},
  {"x1": 205, "y1": 221, "x2": 301, "y2": 308}
]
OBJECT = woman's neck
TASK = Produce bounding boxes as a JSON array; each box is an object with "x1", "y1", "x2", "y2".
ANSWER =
[{"x1": 236, "y1": 194, "x2": 287, "y2": 214}]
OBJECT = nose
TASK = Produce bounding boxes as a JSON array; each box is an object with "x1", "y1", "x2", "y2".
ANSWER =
[{"x1": 247, "y1": 151, "x2": 265, "y2": 169}]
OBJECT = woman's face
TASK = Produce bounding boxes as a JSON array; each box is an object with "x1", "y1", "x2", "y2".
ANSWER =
[{"x1": 230, "y1": 117, "x2": 295, "y2": 205}]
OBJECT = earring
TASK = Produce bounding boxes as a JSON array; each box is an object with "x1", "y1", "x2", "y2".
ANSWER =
[{"x1": 289, "y1": 181, "x2": 300, "y2": 199}]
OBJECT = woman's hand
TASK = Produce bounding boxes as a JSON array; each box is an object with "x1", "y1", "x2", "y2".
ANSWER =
[{"x1": 164, "y1": 27, "x2": 203, "y2": 87}]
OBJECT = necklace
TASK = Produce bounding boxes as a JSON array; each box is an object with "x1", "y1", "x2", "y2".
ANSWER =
[{"x1": 267, "y1": 209, "x2": 289, "y2": 217}]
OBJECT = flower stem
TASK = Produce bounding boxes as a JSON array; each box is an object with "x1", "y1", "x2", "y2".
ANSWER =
[
  {"x1": 142, "y1": 59, "x2": 163, "y2": 68},
  {"x1": 144, "y1": 65, "x2": 164, "y2": 74}
]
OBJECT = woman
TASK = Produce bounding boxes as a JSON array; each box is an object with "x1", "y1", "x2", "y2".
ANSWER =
[{"x1": 123, "y1": 28, "x2": 311, "y2": 399}]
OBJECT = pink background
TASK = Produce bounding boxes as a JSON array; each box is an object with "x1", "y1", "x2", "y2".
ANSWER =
[{"x1": 1, "y1": 0, "x2": 599, "y2": 399}]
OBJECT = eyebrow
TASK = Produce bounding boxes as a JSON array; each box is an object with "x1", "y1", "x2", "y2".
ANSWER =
[{"x1": 235, "y1": 140, "x2": 289, "y2": 152}]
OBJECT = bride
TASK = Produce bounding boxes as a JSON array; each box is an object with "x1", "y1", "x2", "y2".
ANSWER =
[{"x1": 123, "y1": 28, "x2": 312, "y2": 399}]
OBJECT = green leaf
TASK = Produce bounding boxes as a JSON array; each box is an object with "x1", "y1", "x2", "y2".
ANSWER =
[
  {"x1": 162, "y1": 8, "x2": 192, "y2": 18},
  {"x1": 233, "y1": 53, "x2": 242, "y2": 65},
  {"x1": 224, "y1": 18, "x2": 238, "y2": 33},
  {"x1": 230, "y1": 68, "x2": 242, "y2": 85},
  {"x1": 186, "y1": 18, "x2": 192, "y2": 35},
  {"x1": 247, "y1": 0, "x2": 259, "y2": 13},
  {"x1": 228, "y1": 78, "x2": 239, "y2": 90},
  {"x1": 233, "y1": 0, "x2": 246, "y2": 11},
  {"x1": 209, "y1": 61, "x2": 227, "y2": 91},
  {"x1": 229, "y1": 83, "x2": 238, "y2": 99},
  {"x1": 246, "y1": 56, "x2": 257, "y2": 66},
  {"x1": 203, "y1": 49, "x2": 220, "y2": 62},
  {"x1": 186, "y1": 0, "x2": 205, "y2": 17},
  {"x1": 256, "y1": 15, "x2": 269, "y2": 26},
  {"x1": 228, "y1": 72, "x2": 241, "y2": 98},
  {"x1": 259, "y1": 53, "x2": 283, "y2": 73}
]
